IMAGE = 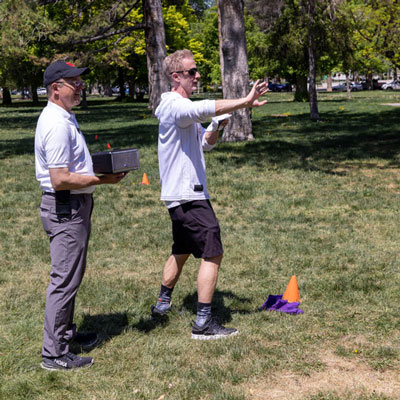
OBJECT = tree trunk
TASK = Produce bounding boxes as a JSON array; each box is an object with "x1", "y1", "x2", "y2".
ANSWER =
[
  {"x1": 117, "y1": 67, "x2": 126, "y2": 100},
  {"x1": 294, "y1": 75, "x2": 308, "y2": 102},
  {"x1": 31, "y1": 84, "x2": 39, "y2": 106},
  {"x1": 367, "y1": 71, "x2": 373, "y2": 90},
  {"x1": 346, "y1": 72, "x2": 351, "y2": 99},
  {"x1": 304, "y1": 0, "x2": 319, "y2": 120},
  {"x1": 2, "y1": 87, "x2": 12, "y2": 105},
  {"x1": 81, "y1": 88, "x2": 88, "y2": 108},
  {"x1": 128, "y1": 80, "x2": 135, "y2": 100},
  {"x1": 218, "y1": 0, "x2": 253, "y2": 142},
  {"x1": 104, "y1": 84, "x2": 113, "y2": 97},
  {"x1": 143, "y1": 0, "x2": 168, "y2": 114},
  {"x1": 326, "y1": 75, "x2": 332, "y2": 92}
]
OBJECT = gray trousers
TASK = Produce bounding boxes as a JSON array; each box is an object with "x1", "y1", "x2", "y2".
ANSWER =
[{"x1": 40, "y1": 193, "x2": 93, "y2": 358}]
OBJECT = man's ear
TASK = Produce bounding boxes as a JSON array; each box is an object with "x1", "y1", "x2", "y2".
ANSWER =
[
  {"x1": 170, "y1": 72, "x2": 180, "y2": 82},
  {"x1": 50, "y1": 82, "x2": 60, "y2": 98}
]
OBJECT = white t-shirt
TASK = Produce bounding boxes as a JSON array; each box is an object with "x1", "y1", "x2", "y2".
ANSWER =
[
  {"x1": 155, "y1": 92, "x2": 216, "y2": 207},
  {"x1": 35, "y1": 101, "x2": 95, "y2": 194}
]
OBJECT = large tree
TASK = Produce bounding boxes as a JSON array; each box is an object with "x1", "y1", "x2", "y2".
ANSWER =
[
  {"x1": 143, "y1": 0, "x2": 167, "y2": 111},
  {"x1": 303, "y1": 0, "x2": 319, "y2": 120},
  {"x1": 0, "y1": 0, "x2": 52, "y2": 104},
  {"x1": 218, "y1": 0, "x2": 253, "y2": 141},
  {"x1": 36, "y1": 0, "x2": 204, "y2": 110},
  {"x1": 346, "y1": 0, "x2": 400, "y2": 77}
]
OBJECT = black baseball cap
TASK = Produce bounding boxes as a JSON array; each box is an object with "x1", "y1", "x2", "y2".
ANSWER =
[{"x1": 44, "y1": 60, "x2": 90, "y2": 87}]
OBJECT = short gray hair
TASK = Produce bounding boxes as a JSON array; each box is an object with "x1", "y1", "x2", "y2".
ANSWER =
[{"x1": 163, "y1": 49, "x2": 194, "y2": 82}]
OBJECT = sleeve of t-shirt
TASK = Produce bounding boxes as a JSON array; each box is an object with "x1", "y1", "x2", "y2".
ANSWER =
[
  {"x1": 174, "y1": 98, "x2": 216, "y2": 128},
  {"x1": 45, "y1": 123, "x2": 71, "y2": 169}
]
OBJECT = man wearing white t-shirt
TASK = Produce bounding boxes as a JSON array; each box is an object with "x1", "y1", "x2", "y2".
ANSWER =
[
  {"x1": 151, "y1": 49, "x2": 268, "y2": 340},
  {"x1": 35, "y1": 60, "x2": 126, "y2": 370}
]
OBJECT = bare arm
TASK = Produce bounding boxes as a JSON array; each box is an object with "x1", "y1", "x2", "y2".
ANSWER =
[
  {"x1": 204, "y1": 129, "x2": 219, "y2": 145},
  {"x1": 215, "y1": 80, "x2": 268, "y2": 115},
  {"x1": 49, "y1": 167, "x2": 126, "y2": 191}
]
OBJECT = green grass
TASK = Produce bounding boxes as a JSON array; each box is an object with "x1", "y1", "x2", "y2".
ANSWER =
[{"x1": 1, "y1": 91, "x2": 400, "y2": 399}]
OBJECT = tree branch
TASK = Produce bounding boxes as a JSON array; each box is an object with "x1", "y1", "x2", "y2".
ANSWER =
[
  {"x1": 68, "y1": 23, "x2": 146, "y2": 45},
  {"x1": 89, "y1": 31, "x2": 133, "y2": 55}
]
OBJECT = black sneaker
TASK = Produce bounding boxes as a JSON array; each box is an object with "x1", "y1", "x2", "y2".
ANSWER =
[
  {"x1": 73, "y1": 332, "x2": 98, "y2": 349},
  {"x1": 191, "y1": 317, "x2": 238, "y2": 340},
  {"x1": 41, "y1": 352, "x2": 93, "y2": 371}
]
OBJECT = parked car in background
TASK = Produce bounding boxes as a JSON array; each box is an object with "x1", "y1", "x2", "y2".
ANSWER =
[
  {"x1": 382, "y1": 80, "x2": 400, "y2": 90},
  {"x1": 350, "y1": 82, "x2": 363, "y2": 91},
  {"x1": 332, "y1": 83, "x2": 347, "y2": 91},
  {"x1": 361, "y1": 79, "x2": 383, "y2": 90},
  {"x1": 37, "y1": 88, "x2": 47, "y2": 95},
  {"x1": 332, "y1": 82, "x2": 363, "y2": 91},
  {"x1": 268, "y1": 82, "x2": 292, "y2": 92}
]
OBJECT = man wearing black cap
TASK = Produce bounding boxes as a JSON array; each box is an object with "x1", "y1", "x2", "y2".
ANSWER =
[{"x1": 35, "y1": 60, "x2": 127, "y2": 370}]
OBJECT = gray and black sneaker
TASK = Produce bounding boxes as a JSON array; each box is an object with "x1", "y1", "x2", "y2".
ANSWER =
[
  {"x1": 41, "y1": 352, "x2": 93, "y2": 371},
  {"x1": 73, "y1": 332, "x2": 98, "y2": 350},
  {"x1": 191, "y1": 317, "x2": 238, "y2": 340},
  {"x1": 150, "y1": 304, "x2": 171, "y2": 319}
]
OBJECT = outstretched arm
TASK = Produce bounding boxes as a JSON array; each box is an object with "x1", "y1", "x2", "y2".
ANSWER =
[{"x1": 214, "y1": 80, "x2": 269, "y2": 115}]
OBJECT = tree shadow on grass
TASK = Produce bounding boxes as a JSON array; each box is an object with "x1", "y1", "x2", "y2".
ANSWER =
[
  {"x1": 0, "y1": 122, "x2": 158, "y2": 160},
  {"x1": 216, "y1": 107, "x2": 400, "y2": 174},
  {"x1": 3, "y1": 101, "x2": 400, "y2": 174},
  {"x1": 0, "y1": 99, "x2": 155, "y2": 160}
]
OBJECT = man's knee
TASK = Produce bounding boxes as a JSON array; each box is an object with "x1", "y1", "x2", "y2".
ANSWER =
[{"x1": 204, "y1": 253, "x2": 223, "y2": 265}]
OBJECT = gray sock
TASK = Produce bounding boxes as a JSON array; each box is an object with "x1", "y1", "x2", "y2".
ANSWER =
[
  {"x1": 196, "y1": 302, "x2": 212, "y2": 326},
  {"x1": 155, "y1": 284, "x2": 173, "y2": 311}
]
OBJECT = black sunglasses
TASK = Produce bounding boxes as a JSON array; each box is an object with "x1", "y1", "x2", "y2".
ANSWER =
[{"x1": 171, "y1": 68, "x2": 198, "y2": 77}]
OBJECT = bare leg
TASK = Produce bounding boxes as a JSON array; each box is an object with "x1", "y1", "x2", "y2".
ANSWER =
[
  {"x1": 197, "y1": 254, "x2": 223, "y2": 303},
  {"x1": 152, "y1": 254, "x2": 190, "y2": 316},
  {"x1": 162, "y1": 254, "x2": 190, "y2": 288}
]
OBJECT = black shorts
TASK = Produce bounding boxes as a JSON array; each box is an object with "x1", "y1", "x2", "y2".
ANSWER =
[{"x1": 168, "y1": 200, "x2": 223, "y2": 259}]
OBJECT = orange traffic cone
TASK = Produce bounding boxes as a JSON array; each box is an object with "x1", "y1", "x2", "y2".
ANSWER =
[
  {"x1": 141, "y1": 173, "x2": 149, "y2": 185},
  {"x1": 282, "y1": 275, "x2": 300, "y2": 303}
]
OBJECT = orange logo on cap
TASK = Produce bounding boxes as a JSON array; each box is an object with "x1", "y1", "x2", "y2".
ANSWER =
[{"x1": 66, "y1": 62, "x2": 76, "y2": 67}]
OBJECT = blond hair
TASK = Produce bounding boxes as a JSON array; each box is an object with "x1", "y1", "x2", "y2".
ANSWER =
[{"x1": 163, "y1": 49, "x2": 194, "y2": 82}]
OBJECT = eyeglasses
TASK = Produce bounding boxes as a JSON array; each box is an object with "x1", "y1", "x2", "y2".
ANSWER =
[
  {"x1": 171, "y1": 68, "x2": 198, "y2": 77},
  {"x1": 56, "y1": 80, "x2": 85, "y2": 89}
]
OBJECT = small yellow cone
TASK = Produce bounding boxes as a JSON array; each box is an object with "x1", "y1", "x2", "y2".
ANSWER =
[
  {"x1": 141, "y1": 173, "x2": 149, "y2": 185},
  {"x1": 282, "y1": 275, "x2": 300, "y2": 303}
]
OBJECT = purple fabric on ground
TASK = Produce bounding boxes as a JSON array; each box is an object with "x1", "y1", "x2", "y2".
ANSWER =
[{"x1": 259, "y1": 294, "x2": 304, "y2": 314}]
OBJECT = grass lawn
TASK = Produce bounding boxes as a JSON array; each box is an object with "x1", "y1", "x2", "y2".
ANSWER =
[{"x1": 0, "y1": 91, "x2": 400, "y2": 399}]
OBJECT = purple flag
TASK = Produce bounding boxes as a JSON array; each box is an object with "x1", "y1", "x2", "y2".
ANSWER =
[{"x1": 259, "y1": 294, "x2": 304, "y2": 314}]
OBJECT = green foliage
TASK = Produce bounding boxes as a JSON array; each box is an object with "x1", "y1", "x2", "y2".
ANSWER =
[
  {"x1": 344, "y1": 0, "x2": 400, "y2": 73},
  {"x1": 245, "y1": 11, "x2": 270, "y2": 80},
  {"x1": 163, "y1": 0, "x2": 206, "y2": 64},
  {"x1": 191, "y1": 6, "x2": 270, "y2": 86},
  {"x1": 191, "y1": 5, "x2": 220, "y2": 85},
  {"x1": 0, "y1": 0, "x2": 53, "y2": 88}
]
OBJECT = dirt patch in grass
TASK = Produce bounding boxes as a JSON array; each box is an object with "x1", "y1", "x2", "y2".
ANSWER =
[{"x1": 246, "y1": 350, "x2": 400, "y2": 399}]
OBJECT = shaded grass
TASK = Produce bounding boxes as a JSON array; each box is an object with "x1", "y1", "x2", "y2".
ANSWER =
[{"x1": 1, "y1": 91, "x2": 400, "y2": 399}]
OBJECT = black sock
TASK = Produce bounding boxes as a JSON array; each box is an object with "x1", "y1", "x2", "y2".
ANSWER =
[
  {"x1": 196, "y1": 302, "x2": 212, "y2": 326},
  {"x1": 155, "y1": 284, "x2": 173, "y2": 311}
]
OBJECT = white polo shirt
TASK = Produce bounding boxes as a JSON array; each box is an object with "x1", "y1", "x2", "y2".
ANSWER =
[
  {"x1": 35, "y1": 101, "x2": 95, "y2": 194},
  {"x1": 155, "y1": 91, "x2": 216, "y2": 207}
]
